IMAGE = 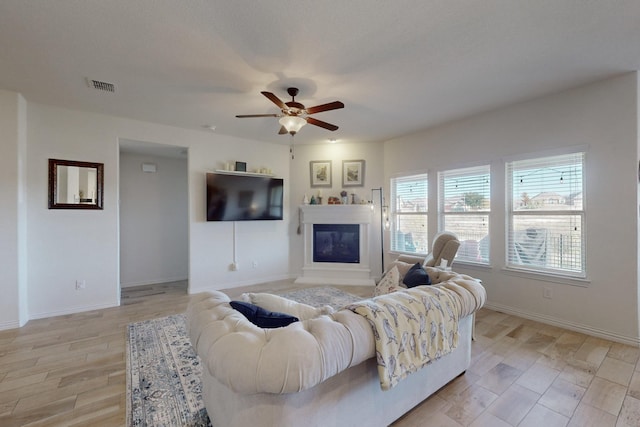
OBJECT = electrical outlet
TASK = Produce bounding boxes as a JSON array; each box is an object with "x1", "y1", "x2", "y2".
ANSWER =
[
  {"x1": 75, "y1": 280, "x2": 86, "y2": 290},
  {"x1": 543, "y1": 287, "x2": 552, "y2": 299},
  {"x1": 252, "y1": 261, "x2": 258, "y2": 269},
  {"x1": 229, "y1": 262, "x2": 238, "y2": 271}
]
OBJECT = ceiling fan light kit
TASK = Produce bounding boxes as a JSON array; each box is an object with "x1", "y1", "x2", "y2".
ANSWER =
[
  {"x1": 236, "y1": 87, "x2": 344, "y2": 136},
  {"x1": 279, "y1": 116, "x2": 306, "y2": 135}
]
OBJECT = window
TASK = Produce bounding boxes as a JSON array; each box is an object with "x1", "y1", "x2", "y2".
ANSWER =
[
  {"x1": 390, "y1": 174, "x2": 428, "y2": 254},
  {"x1": 439, "y1": 165, "x2": 490, "y2": 264},
  {"x1": 506, "y1": 152, "x2": 585, "y2": 277}
]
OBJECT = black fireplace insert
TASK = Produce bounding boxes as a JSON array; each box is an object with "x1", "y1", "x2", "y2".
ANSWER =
[{"x1": 313, "y1": 224, "x2": 360, "y2": 263}]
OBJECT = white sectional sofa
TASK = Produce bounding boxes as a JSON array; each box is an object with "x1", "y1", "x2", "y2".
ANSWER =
[{"x1": 187, "y1": 268, "x2": 486, "y2": 427}]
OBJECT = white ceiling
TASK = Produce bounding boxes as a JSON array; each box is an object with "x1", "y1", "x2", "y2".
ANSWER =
[{"x1": 1, "y1": 1, "x2": 639, "y2": 146}]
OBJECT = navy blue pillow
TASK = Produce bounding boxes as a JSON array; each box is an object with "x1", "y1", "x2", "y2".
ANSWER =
[
  {"x1": 403, "y1": 262, "x2": 431, "y2": 287},
  {"x1": 229, "y1": 301, "x2": 299, "y2": 328}
]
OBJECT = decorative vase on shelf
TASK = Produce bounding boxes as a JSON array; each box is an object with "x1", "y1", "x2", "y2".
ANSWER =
[
  {"x1": 303, "y1": 194, "x2": 309, "y2": 204},
  {"x1": 310, "y1": 195, "x2": 316, "y2": 205}
]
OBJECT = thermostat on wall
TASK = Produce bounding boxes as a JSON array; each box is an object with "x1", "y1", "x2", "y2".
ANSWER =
[{"x1": 142, "y1": 162, "x2": 157, "y2": 173}]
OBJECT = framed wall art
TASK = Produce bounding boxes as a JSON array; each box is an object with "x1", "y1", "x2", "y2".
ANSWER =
[
  {"x1": 342, "y1": 159, "x2": 365, "y2": 187},
  {"x1": 310, "y1": 160, "x2": 332, "y2": 187}
]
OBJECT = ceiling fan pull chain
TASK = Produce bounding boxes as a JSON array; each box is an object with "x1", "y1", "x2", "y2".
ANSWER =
[{"x1": 290, "y1": 135, "x2": 295, "y2": 160}]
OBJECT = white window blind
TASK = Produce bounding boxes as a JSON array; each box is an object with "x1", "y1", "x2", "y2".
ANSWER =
[
  {"x1": 507, "y1": 152, "x2": 585, "y2": 277},
  {"x1": 439, "y1": 165, "x2": 490, "y2": 264},
  {"x1": 390, "y1": 174, "x2": 428, "y2": 254}
]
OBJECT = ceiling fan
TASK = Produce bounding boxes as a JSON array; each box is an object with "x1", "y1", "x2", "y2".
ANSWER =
[{"x1": 236, "y1": 87, "x2": 344, "y2": 135}]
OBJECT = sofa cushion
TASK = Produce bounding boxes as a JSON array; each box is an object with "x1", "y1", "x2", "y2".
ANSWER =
[
  {"x1": 388, "y1": 260, "x2": 415, "y2": 282},
  {"x1": 240, "y1": 292, "x2": 334, "y2": 320},
  {"x1": 403, "y1": 263, "x2": 431, "y2": 287},
  {"x1": 229, "y1": 301, "x2": 299, "y2": 328},
  {"x1": 374, "y1": 266, "x2": 402, "y2": 296}
]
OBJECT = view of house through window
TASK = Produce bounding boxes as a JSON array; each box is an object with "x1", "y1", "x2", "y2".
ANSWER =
[
  {"x1": 506, "y1": 152, "x2": 585, "y2": 277},
  {"x1": 439, "y1": 165, "x2": 490, "y2": 264},
  {"x1": 390, "y1": 174, "x2": 428, "y2": 254}
]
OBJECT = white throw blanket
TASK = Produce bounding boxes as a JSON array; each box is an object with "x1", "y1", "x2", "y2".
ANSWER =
[{"x1": 347, "y1": 286, "x2": 460, "y2": 390}]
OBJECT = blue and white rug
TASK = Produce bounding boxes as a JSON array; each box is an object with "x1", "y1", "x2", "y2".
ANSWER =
[
  {"x1": 126, "y1": 313, "x2": 211, "y2": 427},
  {"x1": 126, "y1": 287, "x2": 363, "y2": 426}
]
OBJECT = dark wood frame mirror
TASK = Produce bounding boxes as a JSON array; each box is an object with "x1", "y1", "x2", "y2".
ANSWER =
[{"x1": 48, "y1": 158, "x2": 104, "y2": 210}]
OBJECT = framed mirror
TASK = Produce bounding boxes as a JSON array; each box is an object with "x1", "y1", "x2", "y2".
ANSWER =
[{"x1": 48, "y1": 158, "x2": 104, "y2": 210}]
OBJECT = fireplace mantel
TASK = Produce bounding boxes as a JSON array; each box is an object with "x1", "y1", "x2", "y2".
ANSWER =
[
  {"x1": 295, "y1": 205, "x2": 375, "y2": 286},
  {"x1": 300, "y1": 205, "x2": 373, "y2": 225}
]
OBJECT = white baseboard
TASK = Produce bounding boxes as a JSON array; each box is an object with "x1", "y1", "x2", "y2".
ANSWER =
[
  {"x1": 484, "y1": 302, "x2": 639, "y2": 346},
  {"x1": 120, "y1": 276, "x2": 188, "y2": 288},
  {"x1": 0, "y1": 319, "x2": 21, "y2": 331},
  {"x1": 29, "y1": 301, "x2": 118, "y2": 321}
]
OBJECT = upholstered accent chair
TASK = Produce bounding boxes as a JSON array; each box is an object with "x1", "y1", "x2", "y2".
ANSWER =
[{"x1": 423, "y1": 231, "x2": 461, "y2": 268}]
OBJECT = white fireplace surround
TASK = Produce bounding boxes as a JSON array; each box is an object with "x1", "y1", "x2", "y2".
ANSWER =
[{"x1": 295, "y1": 205, "x2": 375, "y2": 286}]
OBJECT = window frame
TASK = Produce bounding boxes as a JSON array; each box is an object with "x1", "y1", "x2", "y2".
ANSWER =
[
  {"x1": 506, "y1": 151, "x2": 586, "y2": 279},
  {"x1": 389, "y1": 173, "x2": 429, "y2": 255},
  {"x1": 438, "y1": 164, "x2": 491, "y2": 265}
]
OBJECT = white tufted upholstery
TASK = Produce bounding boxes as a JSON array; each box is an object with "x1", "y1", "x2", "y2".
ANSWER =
[
  {"x1": 239, "y1": 292, "x2": 335, "y2": 320},
  {"x1": 188, "y1": 274, "x2": 485, "y2": 426},
  {"x1": 187, "y1": 291, "x2": 374, "y2": 394},
  {"x1": 187, "y1": 271, "x2": 486, "y2": 396}
]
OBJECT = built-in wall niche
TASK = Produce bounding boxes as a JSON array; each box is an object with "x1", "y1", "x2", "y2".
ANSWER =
[{"x1": 48, "y1": 158, "x2": 104, "y2": 210}]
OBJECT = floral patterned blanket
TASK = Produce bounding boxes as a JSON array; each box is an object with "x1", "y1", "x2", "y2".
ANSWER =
[{"x1": 347, "y1": 286, "x2": 460, "y2": 390}]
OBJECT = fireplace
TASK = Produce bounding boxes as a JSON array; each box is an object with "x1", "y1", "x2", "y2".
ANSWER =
[
  {"x1": 295, "y1": 205, "x2": 375, "y2": 286},
  {"x1": 313, "y1": 224, "x2": 360, "y2": 264}
]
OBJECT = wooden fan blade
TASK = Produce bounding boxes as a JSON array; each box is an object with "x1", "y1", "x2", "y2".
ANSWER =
[
  {"x1": 235, "y1": 114, "x2": 279, "y2": 118},
  {"x1": 261, "y1": 91, "x2": 286, "y2": 109},
  {"x1": 306, "y1": 101, "x2": 344, "y2": 114},
  {"x1": 306, "y1": 117, "x2": 339, "y2": 131},
  {"x1": 278, "y1": 125, "x2": 288, "y2": 134}
]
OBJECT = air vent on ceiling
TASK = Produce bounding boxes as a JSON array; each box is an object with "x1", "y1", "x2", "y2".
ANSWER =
[{"x1": 86, "y1": 78, "x2": 115, "y2": 93}]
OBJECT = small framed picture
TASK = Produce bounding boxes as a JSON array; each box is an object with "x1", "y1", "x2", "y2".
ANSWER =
[
  {"x1": 310, "y1": 160, "x2": 332, "y2": 187},
  {"x1": 342, "y1": 160, "x2": 365, "y2": 187},
  {"x1": 235, "y1": 161, "x2": 247, "y2": 172}
]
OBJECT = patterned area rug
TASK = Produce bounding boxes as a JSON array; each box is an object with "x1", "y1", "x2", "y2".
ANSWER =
[
  {"x1": 276, "y1": 286, "x2": 364, "y2": 309},
  {"x1": 126, "y1": 314, "x2": 211, "y2": 427},
  {"x1": 126, "y1": 287, "x2": 362, "y2": 427}
]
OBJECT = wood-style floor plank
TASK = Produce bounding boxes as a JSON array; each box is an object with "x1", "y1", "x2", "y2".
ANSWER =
[{"x1": 0, "y1": 279, "x2": 639, "y2": 426}]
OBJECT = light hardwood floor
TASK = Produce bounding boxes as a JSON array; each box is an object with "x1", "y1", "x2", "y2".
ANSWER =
[{"x1": 1, "y1": 280, "x2": 639, "y2": 426}]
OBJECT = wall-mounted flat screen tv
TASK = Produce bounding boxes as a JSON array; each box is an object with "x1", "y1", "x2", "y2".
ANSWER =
[{"x1": 206, "y1": 173, "x2": 284, "y2": 221}]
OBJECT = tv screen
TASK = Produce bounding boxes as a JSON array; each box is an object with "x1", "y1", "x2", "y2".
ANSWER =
[{"x1": 206, "y1": 173, "x2": 284, "y2": 221}]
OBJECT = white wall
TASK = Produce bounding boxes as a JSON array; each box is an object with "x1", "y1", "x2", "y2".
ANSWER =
[
  {"x1": 188, "y1": 138, "x2": 290, "y2": 293},
  {"x1": 3, "y1": 74, "x2": 639, "y2": 344},
  {"x1": 22, "y1": 101, "x2": 289, "y2": 320},
  {"x1": 119, "y1": 151, "x2": 188, "y2": 287},
  {"x1": 288, "y1": 142, "x2": 386, "y2": 280},
  {"x1": 385, "y1": 73, "x2": 639, "y2": 343},
  {"x1": 0, "y1": 90, "x2": 27, "y2": 328}
]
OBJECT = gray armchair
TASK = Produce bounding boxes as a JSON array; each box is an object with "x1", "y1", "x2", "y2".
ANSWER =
[
  {"x1": 395, "y1": 231, "x2": 461, "y2": 268},
  {"x1": 423, "y1": 231, "x2": 460, "y2": 268}
]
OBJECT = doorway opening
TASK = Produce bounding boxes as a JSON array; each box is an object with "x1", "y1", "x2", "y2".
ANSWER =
[{"x1": 118, "y1": 139, "x2": 189, "y2": 301}]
